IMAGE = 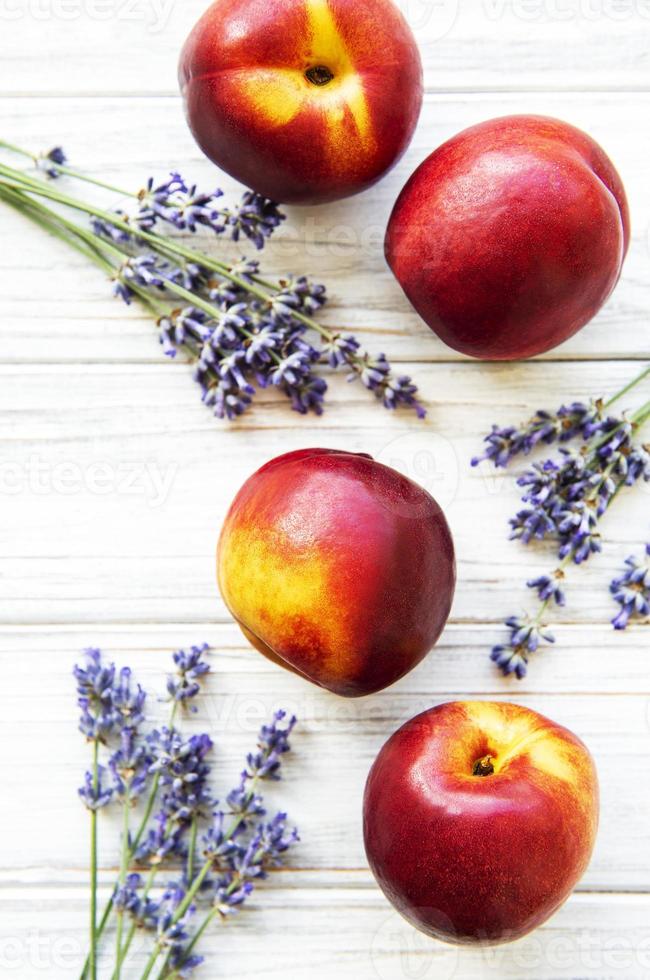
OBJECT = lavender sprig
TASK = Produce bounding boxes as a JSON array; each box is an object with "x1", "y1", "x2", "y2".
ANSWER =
[
  {"x1": 75, "y1": 644, "x2": 211, "y2": 980},
  {"x1": 0, "y1": 144, "x2": 425, "y2": 419},
  {"x1": 73, "y1": 646, "x2": 298, "y2": 979},
  {"x1": 167, "y1": 643, "x2": 211, "y2": 707},
  {"x1": 36, "y1": 145, "x2": 67, "y2": 178},
  {"x1": 135, "y1": 712, "x2": 298, "y2": 980},
  {"x1": 134, "y1": 174, "x2": 284, "y2": 248},
  {"x1": 474, "y1": 369, "x2": 650, "y2": 676},
  {"x1": 610, "y1": 544, "x2": 650, "y2": 629}
]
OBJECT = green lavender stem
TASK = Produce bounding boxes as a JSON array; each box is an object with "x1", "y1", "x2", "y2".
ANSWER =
[
  {"x1": 76, "y1": 700, "x2": 180, "y2": 980},
  {"x1": 110, "y1": 865, "x2": 158, "y2": 980},
  {"x1": 137, "y1": 772, "x2": 266, "y2": 980},
  {"x1": 187, "y1": 816, "x2": 198, "y2": 886},
  {"x1": 163, "y1": 908, "x2": 218, "y2": 980},
  {"x1": 114, "y1": 791, "x2": 132, "y2": 980},
  {"x1": 0, "y1": 159, "x2": 382, "y2": 382},
  {"x1": 0, "y1": 139, "x2": 133, "y2": 195},
  {"x1": 604, "y1": 364, "x2": 650, "y2": 408},
  {"x1": 90, "y1": 739, "x2": 99, "y2": 980}
]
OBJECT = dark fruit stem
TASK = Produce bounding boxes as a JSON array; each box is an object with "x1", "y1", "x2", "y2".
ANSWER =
[
  {"x1": 305, "y1": 65, "x2": 335, "y2": 86},
  {"x1": 473, "y1": 755, "x2": 495, "y2": 777}
]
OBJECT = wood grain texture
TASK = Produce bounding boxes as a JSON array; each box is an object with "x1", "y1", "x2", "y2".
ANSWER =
[
  {"x1": 2, "y1": 0, "x2": 650, "y2": 95},
  {"x1": 2, "y1": 877, "x2": 650, "y2": 979},
  {"x1": 1, "y1": 1, "x2": 649, "y2": 977}
]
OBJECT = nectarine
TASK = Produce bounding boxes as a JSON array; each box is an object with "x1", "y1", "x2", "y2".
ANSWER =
[
  {"x1": 217, "y1": 449, "x2": 456, "y2": 697},
  {"x1": 386, "y1": 115, "x2": 630, "y2": 359},
  {"x1": 179, "y1": 0, "x2": 423, "y2": 204},
  {"x1": 364, "y1": 701, "x2": 599, "y2": 944}
]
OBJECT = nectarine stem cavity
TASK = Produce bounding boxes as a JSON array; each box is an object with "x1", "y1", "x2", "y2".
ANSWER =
[
  {"x1": 305, "y1": 65, "x2": 335, "y2": 86},
  {"x1": 472, "y1": 755, "x2": 495, "y2": 777}
]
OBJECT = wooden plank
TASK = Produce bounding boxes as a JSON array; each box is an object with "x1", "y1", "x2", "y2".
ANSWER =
[
  {"x1": 1, "y1": 628, "x2": 649, "y2": 889},
  {"x1": 2, "y1": 0, "x2": 650, "y2": 96},
  {"x1": 0, "y1": 359, "x2": 647, "y2": 625},
  {"x1": 1, "y1": 877, "x2": 650, "y2": 979},
  {"x1": 0, "y1": 93, "x2": 649, "y2": 362}
]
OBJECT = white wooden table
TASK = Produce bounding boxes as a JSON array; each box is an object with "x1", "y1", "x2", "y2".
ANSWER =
[{"x1": 1, "y1": 2, "x2": 649, "y2": 977}]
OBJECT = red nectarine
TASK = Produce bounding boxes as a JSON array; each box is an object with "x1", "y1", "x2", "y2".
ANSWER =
[
  {"x1": 364, "y1": 701, "x2": 599, "y2": 944},
  {"x1": 179, "y1": 0, "x2": 423, "y2": 204},
  {"x1": 217, "y1": 449, "x2": 456, "y2": 697},
  {"x1": 386, "y1": 115, "x2": 630, "y2": 359}
]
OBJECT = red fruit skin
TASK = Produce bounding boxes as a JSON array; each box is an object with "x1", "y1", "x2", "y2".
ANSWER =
[
  {"x1": 385, "y1": 115, "x2": 630, "y2": 359},
  {"x1": 363, "y1": 701, "x2": 599, "y2": 945},
  {"x1": 179, "y1": 0, "x2": 423, "y2": 204},
  {"x1": 217, "y1": 449, "x2": 455, "y2": 697}
]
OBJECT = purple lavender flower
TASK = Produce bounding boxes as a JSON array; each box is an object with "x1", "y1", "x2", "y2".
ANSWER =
[
  {"x1": 74, "y1": 648, "x2": 119, "y2": 742},
  {"x1": 91, "y1": 212, "x2": 132, "y2": 243},
  {"x1": 179, "y1": 187, "x2": 225, "y2": 235},
  {"x1": 471, "y1": 401, "x2": 615, "y2": 469},
  {"x1": 202, "y1": 378, "x2": 253, "y2": 421},
  {"x1": 610, "y1": 544, "x2": 650, "y2": 629},
  {"x1": 287, "y1": 375, "x2": 328, "y2": 415},
  {"x1": 248, "y1": 710, "x2": 297, "y2": 780},
  {"x1": 113, "y1": 255, "x2": 169, "y2": 304},
  {"x1": 219, "y1": 349, "x2": 257, "y2": 393},
  {"x1": 322, "y1": 333, "x2": 360, "y2": 368},
  {"x1": 472, "y1": 412, "x2": 559, "y2": 468},
  {"x1": 148, "y1": 730, "x2": 214, "y2": 828},
  {"x1": 36, "y1": 146, "x2": 66, "y2": 178},
  {"x1": 67, "y1": 632, "x2": 300, "y2": 975},
  {"x1": 203, "y1": 810, "x2": 298, "y2": 918},
  {"x1": 383, "y1": 374, "x2": 427, "y2": 418},
  {"x1": 202, "y1": 811, "x2": 245, "y2": 864},
  {"x1": 155, "y1": 883, "x2": 195, "y2": 951},
  {"x1": 509, "y1": 505, "x2": 557, "y2": 544},
  {"x1": 111, "y1": 666, "x2": 146, "y2": 731},
  {"x1": 170, "y1": 262, "x2": 210, "y2": 293},
  {"x1": 166, "y1": 643, "x2": 211, "y2": 707},
  {"x1": 203, "y1": 868, "x2": 252, "y2": 918},
  {"x1": 527, "y1": 573, "x2": 566, "y2": 606},
  {"x1": 626, "y1": 445, "x2": 650, "y2": 484},
  {"x1": 557, "y1": 401, "x2": 603, "y2": 441},
  {"x1": 226, "y1": 773, "x2": 266, "y2": 824},
  {"x1": 228, "y1": 191, "x2": 285, "y2": 249},
  {"x1": 78, "y1": 767, "x2": 114, "y2": 810},
  {"x1": 134, "y1": 176, "x2": 284, "y2": 250},
  {"x1": 109, "y1": 728, "x2": 151, "y2": 801},
  {"x1": 136, "y1": 173, "x2": 189, "y2": 230},
  {"x1": 94, "y1": 195, "x2": 422, "y2": 419},
  {"x1": 244, "y1": 325, "x2": 283, "y2": 367},
  {"x1": 113, "y1": 873, "x2": 145, "y2": 917},
  {"x1": 352, "y1": 352, "x2": 426, "y2": 418},
  {"x1": 168, "y1": 948, "x2": 205, "y2": 978},
  {"x1": 135, "y1": 810, "x2": 184, "y2": 866},
  {"x1": 252, "y1": 812, "x2": 299, "y2": 868},
  {"x1": 491, "y1": 615, "x2": 556, "y2": 679}
]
